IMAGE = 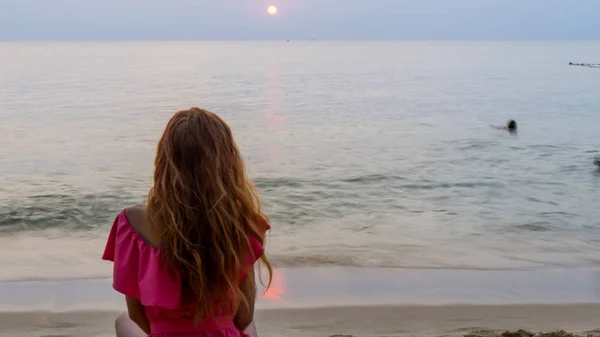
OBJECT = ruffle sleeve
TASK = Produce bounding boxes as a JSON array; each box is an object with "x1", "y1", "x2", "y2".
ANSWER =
[
  {"x1": 102, "y1": 210, "x2": 182, "y2": 309},
  {"x1": 247, "y1": 221, "x2": 270, "y2": 266}
]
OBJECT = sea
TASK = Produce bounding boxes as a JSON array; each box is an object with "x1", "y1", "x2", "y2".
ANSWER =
[{"x1": 1, "y1": 41, "x2": 600, "y2": 284}]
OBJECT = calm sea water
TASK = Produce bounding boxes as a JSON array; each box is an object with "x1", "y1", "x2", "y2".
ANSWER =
[{"x1": 1, "y1": 41, "x2": 600, "y2": 282}]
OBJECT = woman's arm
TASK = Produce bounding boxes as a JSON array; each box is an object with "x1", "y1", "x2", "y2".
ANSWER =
[
  {"x1": 234, "y1": 268, "x2": 257, "y2": 332},
  {"x1": 125, "y1": 296, "x2": 151, "y2": 335}
]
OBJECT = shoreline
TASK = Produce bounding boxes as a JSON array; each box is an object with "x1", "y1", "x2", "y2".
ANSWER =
[
  {"x1": 2, "y1": 302, "x2": 600, "y2": 314},
  {"x1": 2, "y1": 267, "x2": 600, "y2": 312}
]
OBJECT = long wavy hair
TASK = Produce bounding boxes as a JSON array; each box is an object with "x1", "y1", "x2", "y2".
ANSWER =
[{"x1": 146, "y1": 108, "x2": 272, "y2": 321}]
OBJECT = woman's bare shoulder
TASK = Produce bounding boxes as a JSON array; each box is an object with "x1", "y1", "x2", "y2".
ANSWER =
[
  {"x1": 125, "y1": 205, "x2": 146, "y2": 225},
  {"x1": 125, "y1": 205, "x2": 160, "y2": 247}
]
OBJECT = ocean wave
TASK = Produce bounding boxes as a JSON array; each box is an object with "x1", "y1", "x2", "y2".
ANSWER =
[
  {"x1": 0, "y1": 172, "x2": 575, "y2": 233},
  {"x1": 341, "y1": 174, "x2": 406, "y2": 184},
  {"x1": 0, "y1": 173, "x2": 419, "y2": 231},
  {"x1": 0, "y1": 191, "x2": 141, "y2": 232}
]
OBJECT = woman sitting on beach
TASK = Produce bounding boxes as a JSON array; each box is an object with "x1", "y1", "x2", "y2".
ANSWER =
[{"x1": 102, "y1": 108, "x2": 272, "y2": 337}]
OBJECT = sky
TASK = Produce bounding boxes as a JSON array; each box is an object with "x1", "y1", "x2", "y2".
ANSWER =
[{"x1": 1, "y1": 0, "x2": 599, "y2": 40}]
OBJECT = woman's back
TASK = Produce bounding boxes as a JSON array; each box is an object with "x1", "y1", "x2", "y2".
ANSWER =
[{"x1": 103, "y1": 208, "x2": 268, "y2": 336}]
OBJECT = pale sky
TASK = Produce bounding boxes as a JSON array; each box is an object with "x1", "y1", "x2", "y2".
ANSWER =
[{"x1": 1, "y1": 0, "x2": 599, "y2": 40}]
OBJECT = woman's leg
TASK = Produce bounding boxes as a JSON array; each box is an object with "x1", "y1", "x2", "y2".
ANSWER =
[{"x1": 115, "y1": 312, "x2": 147, "y2": 337}]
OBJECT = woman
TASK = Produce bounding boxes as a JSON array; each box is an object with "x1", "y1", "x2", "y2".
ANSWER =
[{"x1": 103, "y1": 108, "x2": 272, "y2": 337}]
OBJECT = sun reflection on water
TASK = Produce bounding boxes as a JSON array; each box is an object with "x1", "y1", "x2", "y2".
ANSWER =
[{"x1": 260, "y1": 268, "x2": 284, "y2": 300}]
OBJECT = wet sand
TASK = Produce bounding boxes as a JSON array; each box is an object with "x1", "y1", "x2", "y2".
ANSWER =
[
  {"x1": 1, "y1": 304, "x2": 600, "y2": 337},
  {"x1": 3, "y1": 267, "x2": 600, "y2": 311}
]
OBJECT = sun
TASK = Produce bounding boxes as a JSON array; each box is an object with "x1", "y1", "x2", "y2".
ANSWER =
[{"x1": 267, "y1": 5, "x2": 277, "y2": 15}]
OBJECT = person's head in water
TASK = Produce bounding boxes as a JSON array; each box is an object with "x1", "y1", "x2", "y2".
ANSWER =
[
  {"x1": 507, "y1": 120, "x2": 517, "y2": 131},
  {"x1": 146, "y1": 108, "x2": 272, "y2": 320}
]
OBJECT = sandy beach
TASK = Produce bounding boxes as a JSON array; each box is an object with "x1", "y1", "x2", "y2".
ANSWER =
[{"x1": 1, "y1": 304, "x2": 600, "y2": 337}]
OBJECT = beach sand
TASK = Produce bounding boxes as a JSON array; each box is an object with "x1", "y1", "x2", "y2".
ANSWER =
[
  {"x1": 1, "y1": 304, "x2": 600, "y2": 337},
  {"x1": 256, "y1": 304, "x2": 600, "y2": 337}
]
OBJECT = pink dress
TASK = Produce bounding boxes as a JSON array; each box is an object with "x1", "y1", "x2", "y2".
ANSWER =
[{"x1": 102, "y1": 209, "x2": 268, "y2": 337}]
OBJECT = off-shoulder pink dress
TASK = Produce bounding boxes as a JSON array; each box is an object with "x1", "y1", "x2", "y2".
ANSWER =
[{"x1": 102, "y1": 209, "x2": 268, "y2": 337}]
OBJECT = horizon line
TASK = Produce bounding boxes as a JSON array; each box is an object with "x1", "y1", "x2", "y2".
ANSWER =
[{"x1": 1, "y1": 38, "x2": 599, "y2": 43}]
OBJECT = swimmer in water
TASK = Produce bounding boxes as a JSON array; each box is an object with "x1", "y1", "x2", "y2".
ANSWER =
[
  {"x1": 492, "y1": 120, "x2": 517, "y2": 133},
  {"x1": 506, "y1": 120, "x2": 517, "y2": 132}
]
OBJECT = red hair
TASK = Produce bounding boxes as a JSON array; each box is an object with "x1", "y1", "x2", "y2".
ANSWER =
[{"x1": 146, "y1": 108, "x2": 272, "y2": 320}]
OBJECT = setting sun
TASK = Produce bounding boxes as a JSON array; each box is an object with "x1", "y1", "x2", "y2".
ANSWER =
[{"x1": 267, "y1": 5, "x2": 277, "y2": 15}]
